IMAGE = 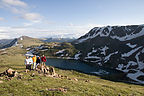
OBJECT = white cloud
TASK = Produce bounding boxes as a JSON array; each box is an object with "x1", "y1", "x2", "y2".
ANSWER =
[
  {"x1": 0, "y1": 0, "x2": 42, "y2": 23},
  {"x1": 22, "y1": 13, "x2": 42, "y2": 21},
  {"x1": 1, "y1": 0, "x2": 27, "y2": 7}
]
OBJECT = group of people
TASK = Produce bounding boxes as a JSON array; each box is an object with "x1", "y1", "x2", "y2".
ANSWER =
[{"x1": 24, "y1": 55, "x2": 47, "y2": 70}]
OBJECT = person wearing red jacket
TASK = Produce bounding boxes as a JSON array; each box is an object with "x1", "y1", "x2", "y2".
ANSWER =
[{"x1": 41, "y1": 55, "x2": 47, "y2": 66}]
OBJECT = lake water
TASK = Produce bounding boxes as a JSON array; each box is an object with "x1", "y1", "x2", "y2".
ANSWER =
[{"x1": 46, "y1": 58, "x2": 121, "y2": 76}]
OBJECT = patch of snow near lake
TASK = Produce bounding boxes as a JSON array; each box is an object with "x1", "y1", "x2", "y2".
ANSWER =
[
  {"x1": 104, "y1": 51, "x2": 118, "y2": 63},
  {"x1": 126, "y1": 43, "x2": 137, "y2": 48},
  {"x1": 135, "y1": 52, "x2": 144, "y2": 70},
  {"x1": 26, "y1": 48, "x2": 31, "y2": 51},
  {"x1": 74, "y1": 52, "x2": 81, "y2": 60},
  {"x1": 121, "y1": 46, "x2": 142, "y2": 57},
  {"x1": 116, "y1": 48, "x2": 144, "y2": 84},
  {"x1": 85, "y1": 48, "x2": 101, "y2": 63},
  {"x1": 116, "y1": 61, "x2": 138, "y2": 72},
  {"x1": 100, "y1": 46, "x2": 109, "y2": 55},
  {"x1": 56, "y1": 49, "x2": 65, "y2": 54},
  {"x1": 40, "y1": 49, "x2": 48, "y2": 51},
  {"x1": 91, "y1": 70, "x2": 109, "y2": 75},
  {"x1": 25, "y1": 49, "x2": 34, "y2": 56},
  {"x1": 86, "y1": 49, "x2": 98, "y2": 59},
  {"x1": 127, "y1": 71, "x2": 144, "y2": 84}
]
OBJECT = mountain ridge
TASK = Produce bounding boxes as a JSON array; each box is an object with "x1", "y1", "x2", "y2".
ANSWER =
[{"x1": 73, "y1": 24, "x2": 144, "y2": 84}]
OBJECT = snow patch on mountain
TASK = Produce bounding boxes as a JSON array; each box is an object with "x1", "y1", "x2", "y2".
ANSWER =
[
  {"x1": 116, "y1": 61, "x2": 137, "y2": 73},
  {"x1": 100, "y1": 46, "x2": 109, "y2": 55},
  {"x1": 74, "y1": 52, "x2": 81, "y2": 60},
  {"x1": 110, "y1": 27, "x2": 144, "y2": 41},
  {"x1": 56, "y1": 49, "x2": 65, "y2": 54},
  {"x1": 126, "y1": 43, "x2": 137, "y2": 48},
  {"x1": 91, "y1": 70, "x2": 109, "y2": 75},
  {"x1": 76, "y1": 25, "x2": 144, "y2": 44},
  {"x1": 104, "y1": 51, "x2": 118, "y2": 63},
  {"x1": 121, "y1": 46, "x2": 142, "y2": 57},
  {"x1": 135, "y1": 52, "x2": 144, "y2": 70},
  {"x1": 127, "y1": 71, "x2": 144, "y2": 84}
]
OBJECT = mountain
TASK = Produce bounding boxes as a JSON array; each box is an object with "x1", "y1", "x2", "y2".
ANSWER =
[
  {"x1": 0, "y1": 39, "x2": 17, "y2": 49},
  {"x1": 17, "y1": 36, "x2": 43, "y2": 48},
  {"x1": 73, "y1": 24, "x2": 144, "y2": 84},
  {"x1": 41, "y1": 38, "x2": 76, "y2": 43}
]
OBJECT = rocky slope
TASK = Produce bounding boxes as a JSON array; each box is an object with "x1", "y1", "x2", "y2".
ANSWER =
[{"x1": 73, "y1": 24, "x2": 144, "y2": 84}]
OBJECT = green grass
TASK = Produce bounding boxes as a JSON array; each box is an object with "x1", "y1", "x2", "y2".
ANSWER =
[{"x1": 0, "y1": 46, "x2": 144, "y2": 96}]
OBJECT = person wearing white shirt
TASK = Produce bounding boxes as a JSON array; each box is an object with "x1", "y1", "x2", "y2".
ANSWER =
[{"x1": 25, "y1": 56, "x2": 33, "y2": 71}]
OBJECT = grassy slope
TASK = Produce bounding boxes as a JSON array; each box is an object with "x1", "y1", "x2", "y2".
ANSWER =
[{"x1": 0, "y1": 38, "x2": 144, "y2": 96}]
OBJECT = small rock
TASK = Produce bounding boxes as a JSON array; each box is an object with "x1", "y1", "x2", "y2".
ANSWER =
[
  {"x1": 49, "y1": 67, "x2": 56, "y2": 75},
  {"x1": 31, "y1": 73, "x2": 35, "y2": 77},
  {"x1": 64, "y1": 76, "x2": 68, "y2": 79},
  {"x1": 57, "y1": 74, "x2": 61, "y2": 78},
  {"x1": 73, "y1": 78, "x2": 78, "y2": 81},
  {"x1": 85, "y1": 80, "x2": 90, "y2": 82},
  {"x1": 25, "y1": 69, "x2": 29, "y2": 73},
  {"x1": 58, "y1": 88, "x2": 67, "y2": 93},
  {"x1": 0, "y1": 80, "x2": 3, "y2": 83}
]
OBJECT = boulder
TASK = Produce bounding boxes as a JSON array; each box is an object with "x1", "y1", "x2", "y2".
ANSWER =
[
  {"x1": 36, "y1": 65, "x2": 56, "y2": 76},
  {"x1": 5, "y1": 68, "x2": 17, "y2": 77},
  {"x1": 49, "y1": 67, "x2": 55, "y2": 75}
]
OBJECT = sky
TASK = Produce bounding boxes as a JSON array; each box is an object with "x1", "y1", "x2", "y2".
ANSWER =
[{"x1": 0, "y1": 0, "x2": 144, "y2": 39}]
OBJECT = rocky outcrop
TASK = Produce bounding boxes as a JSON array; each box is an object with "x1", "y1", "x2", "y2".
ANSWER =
[
  {"x1": 73, "y1": 24, "x2": 144, "y2": 84},
  {"x1": 0, "y1": 68, "x2": 18, "y2": 77},
  {"x1": 36, "y1": 65, "x2": 56, "y2": 75}
]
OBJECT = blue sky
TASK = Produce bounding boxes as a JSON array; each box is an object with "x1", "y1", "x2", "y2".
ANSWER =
[{"x1": 0, "y1": 0, "x2": 144, "y2": 39}]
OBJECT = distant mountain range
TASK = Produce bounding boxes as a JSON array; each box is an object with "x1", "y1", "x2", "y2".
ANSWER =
[
  {"x1": 41, "y1": 38, "x2": 76, "y2": 43},
  {"x1": 73, "y1": 24, "x2": 144, "y2": 84}
]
